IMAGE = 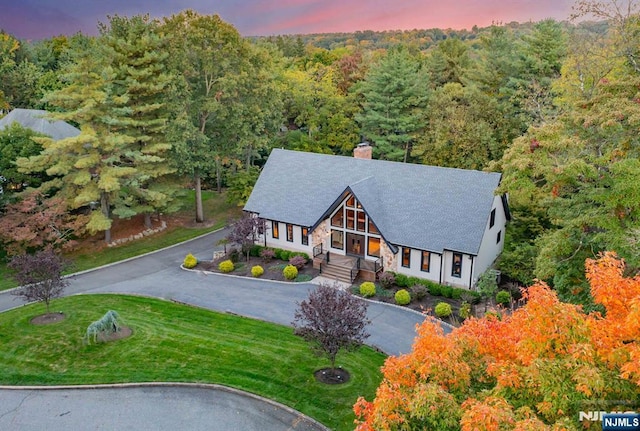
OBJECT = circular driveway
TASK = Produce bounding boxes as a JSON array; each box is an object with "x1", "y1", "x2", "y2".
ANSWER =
[
  {"x1": 0, "y1": 228, "x2": 433, "y2": 430},
  {"x1": 0, "y1": 384, "x2": 327, "y2": 431}
]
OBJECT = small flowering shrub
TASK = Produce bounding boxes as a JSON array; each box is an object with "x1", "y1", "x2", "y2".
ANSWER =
[
  {"x1": 251, "y1": 265, "x2": 264, "y2": 277},
  {"x1": 378, "y1": 272, "x2": 395, "y2": 289},
  {"x1": 283, "y1": 264, "x2": 298, "y2": 280},
  {"x1": 395, "y1": 289, "x2": 411, "y2": 305},
  {"x1": 183, "y1": 253, "x2": 197, "y2": 269},
  {"x1": 359, "y1": 282, "x2": 376, "y2": 298},
  {"x1": 410, "y1": 284, "x2": 428, "y2": 300},
  {"x1": 289, "y1": 255, "x2": 307, "y2": 270},
  {"x1": 260, "y1": 248, "x2": 275, "y2": 263},
  {"x1": 218, "y1": 260, "x2": 234, "y2": 273},
  {"x1": 435, "y1": 302, "x2": 452, "y2": 318}
]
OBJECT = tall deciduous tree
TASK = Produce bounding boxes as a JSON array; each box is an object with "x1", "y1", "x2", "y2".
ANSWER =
[
  {"x1": 356, "y1": 46, "x2": 429, "y2": 162},
  {"x1": 355, "y1": 253, "x2": 640, "y2": 431},
  {"x1": 163, "y1": 11, "x2": 246, "y2": 223}
]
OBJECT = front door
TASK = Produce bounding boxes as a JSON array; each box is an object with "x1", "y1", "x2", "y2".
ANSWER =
[{"x1": 346, "y1": 233, "x2": 365, "y2": 257}]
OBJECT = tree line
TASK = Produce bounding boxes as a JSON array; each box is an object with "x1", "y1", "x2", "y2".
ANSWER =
[{"x1": 0, "y1": 0, "x2": 638, "y2": 311}]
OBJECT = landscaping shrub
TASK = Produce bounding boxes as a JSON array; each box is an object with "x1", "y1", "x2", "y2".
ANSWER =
[
  {"x1": 289, "y1": 255, "x2": 307, "y2": 270},
  {"x1": 218, "y1": 260, "x2": 234, "y2": 273},
  {"x1": 359, "y1": 282, "x2": 376, "y2": 298},
  {"x1": 251, "y1": 265, "x2": 264, "y2": 277},
  {"x1": 249, "y1": 244, "x2": 264, "y2": 257},
  {"x1": 441, "y1": 286, "x2": 453, "y2": 298},
  {"x1": 428, "y1": 283, "x2": 442, "y2": 296},
  {"x1": 435, "y1": 302, "x2": 452, "y2": 318},
  {"x1": 451, "y1": 288, "x2": 463, "y2": 300},
  {"x1": 260, "y1": 248, "x2": 275, "y2": 263},
  {"x1": 283, "y1": 264, "x2": 298, "y2": 280},
  {"x1": 295, "y1": 274, "x2": 313, "y2": 282},
  {"x1": 378, "y1": 272, "x2": 395, "y2": 289},
  {"x1": 276, "y1": 249, "x2": 292, "y2": 261},
  {"x1": 485, "y1": 310, "x2": 502, "y2": 320},
  {"x1": 409, "y1": 284, "x2": 428, "y2": 300},
  {"x1": 496, "y1": 290, "x2": 512, "y2": 306},
  {"x1": 291, "y1": 251, "x2": 310, "y2": 260},
  {"x1": 395, "y1": 289, "x2": 411, "y2": 305},
  {"x1": 228, "y1": 248, "x2": 240, "y2": 263},
  {"x1": 460, "y1": 290, "x2": 482, "y2": 304},
  {"x1": 394, "y1": 273, "x2": 409, "y2": 287},
  {"x1": 459, "y1": 301, "x2": 471, "y2": 320},
  {"x1": 183, "y1": 253, "x2": 197, "y2": 269},
  {"x1": 407, "y1": 276, "x2": 421, "y2": 287}
]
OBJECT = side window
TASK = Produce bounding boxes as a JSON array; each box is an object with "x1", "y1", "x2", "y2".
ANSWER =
[
  {"x1": 452, "y1": 253, "x2": 462, "y2": 278},
  {"x1": 489, "y1": 208, "x2": 496, "y2": 229},
  {"x1": 301, "y1": 227, "x2": 309, "y2": 245},
  {"x1": 272, "y1": 221, "x2": 279, "y2": 239},
  {"x1": 421, "y1": 251, "x2": 430, "y2": 272},
  {"x1": 402, "y1": 247, "x2": 411, "y2": 268},
  {"x1": 286, "y1": 224, "x2": 293, "y2": 242}
]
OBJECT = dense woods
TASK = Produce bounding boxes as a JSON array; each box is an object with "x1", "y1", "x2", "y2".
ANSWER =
[
  {"x1": 1, "y1": 0, "x2": 640, "y2": 428},
  {"x1": 1, "y1": 2, "x2": 639, "y2": 309}
]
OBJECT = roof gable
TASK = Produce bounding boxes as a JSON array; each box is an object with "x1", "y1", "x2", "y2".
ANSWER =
[{"x1": 244, "y1": 149, "x2": 503, "y2": 255}]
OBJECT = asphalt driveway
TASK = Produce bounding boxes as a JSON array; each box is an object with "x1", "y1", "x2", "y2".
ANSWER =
[{"x1": 0, "y1": 227, "x2": 433, "y2": 431}]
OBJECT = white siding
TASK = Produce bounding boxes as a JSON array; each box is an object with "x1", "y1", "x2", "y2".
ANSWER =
[
  {"x1": 472, "y1": 195, "x2": 508, "y2": 286},
  {"x1": 262, "y1": 220, "x2": 313, "y2": 255},
  {"x1": 394, "y1": 248, "x2": 442, "y2": 285},
  {"x1": 441, "y1": 250, "x2": 473, "y2": 288}
]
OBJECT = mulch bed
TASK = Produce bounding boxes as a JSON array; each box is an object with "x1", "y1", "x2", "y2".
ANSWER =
[
  {"x1": 314, "y1": 367, "x2": 351, "y2": 385},
  {"x1": 198, "y1": 255, "x2": 320, "y2": 282},
  {"x1": 31, "y1": 312, "x2": 66, "y2": 325},
  {"x1": 96, "y1": 326, "x2": 133, "y2": 343}
]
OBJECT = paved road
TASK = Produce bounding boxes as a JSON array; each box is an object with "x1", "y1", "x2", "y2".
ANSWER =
[
  {"x1": 0, "y1": 385, "x2": 326, "y2": 431},
  {"x1": 0, "y1": 228, "x2": 434, "y2": 430}
]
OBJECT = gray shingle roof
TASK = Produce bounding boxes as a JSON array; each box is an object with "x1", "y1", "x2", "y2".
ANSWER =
[
  {"x1": 0, "y1": 109, "x2": 80, "y2": 140},
  {"x1": 244, "y1": 149, "x2": 502, "y2": 255}
]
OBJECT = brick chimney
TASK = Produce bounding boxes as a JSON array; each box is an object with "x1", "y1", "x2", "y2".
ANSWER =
[{"x1": 354, "y1": 142, "x2": 372, "y2": 159}]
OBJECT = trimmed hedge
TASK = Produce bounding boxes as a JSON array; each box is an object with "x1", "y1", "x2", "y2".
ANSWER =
[
  {"x1": 183, "y1": 253, "x2": 197, "y2": 269},
  {"x1": 218, "y1": 260, "x2": 234, "y2": 273},
  {"x1": 395, "y1": 289, "x2": 411, "y2": 305},
  {"x1": 359, "y1": 282, "x2": 376, "y2": 298},
  {"x1": 496, "y1": 290, "x2": 511, "y2": 306},
  {"x1": 249, "y1": 245, "x2": 309, "y2": 262},
  {"x1": 385, "y1": 272, "x2": 481, "y2": 303}
]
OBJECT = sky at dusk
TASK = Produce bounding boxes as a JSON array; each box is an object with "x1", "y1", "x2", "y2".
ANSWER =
[{"x1": 0, "y1": 0, "x2": 577, "y2": 40}]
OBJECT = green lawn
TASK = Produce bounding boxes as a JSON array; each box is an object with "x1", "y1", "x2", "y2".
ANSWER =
[
  {"x1": 0, "y1": 189, "x2": 242, "y2": 291},
  {"x1": 0, "y1": 294, "x2": 386, "y2": 431}
]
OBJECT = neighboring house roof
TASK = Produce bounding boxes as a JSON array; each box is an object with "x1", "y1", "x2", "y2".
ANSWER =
[
  {"x1": 0, "y1": 108, "x2": 80, "y2": 140},
  {"x1": 244, "y1": 149, "x2": 504, "y2": 256}
]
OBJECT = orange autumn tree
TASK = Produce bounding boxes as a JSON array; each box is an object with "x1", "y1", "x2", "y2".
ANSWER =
[{"x1": 355, "y1": 252, "x2": 640, "y2": 431}]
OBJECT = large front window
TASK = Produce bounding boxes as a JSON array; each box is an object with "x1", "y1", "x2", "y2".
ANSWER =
[
  {"x1": 368, "y1": 237, "x2": 380, "y2": 258},
  {"x1": 329, "y1": 194, "x2": 382, "y2": 259}
]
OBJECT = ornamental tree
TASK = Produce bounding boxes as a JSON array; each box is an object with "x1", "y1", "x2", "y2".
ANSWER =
[
  {"x1": 9, "y1": 249, "x2": 69, "y2": 314},
  {"x1": 292, "y1": 282, "x2": 370, "y2": 375},
  {"x1": 226, "y1": 214, "x2": 265, "y2": 261},
  {"x1": 355, "y1": 252, "x2": 640, "y2": 431}
]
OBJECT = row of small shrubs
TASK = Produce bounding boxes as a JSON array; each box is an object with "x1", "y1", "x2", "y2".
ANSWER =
[
  {"x1": 384, "y1": 272, "x2": 481, "y2": 304},
  {"x1": 249, "y1": 244, "x2": 309, "y2": 262}
]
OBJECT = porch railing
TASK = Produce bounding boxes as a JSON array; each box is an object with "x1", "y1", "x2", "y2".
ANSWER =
[
  {"x1": 374, "y1": 257, "x2": 383, "y2": 273},
  {"x1": 313, "y1": 244, "x2": 323, "y2": 258}
]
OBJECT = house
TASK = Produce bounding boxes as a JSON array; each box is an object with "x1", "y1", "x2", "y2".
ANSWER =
[
  {"x1": 0, "y1": 109, "x2": 80, "y2": 193},
  {"x1": 0, "y1": 108, "x2": 80, "y2": 140},
  {"x1": 244, "y1": 145, "x2": 510, "y2": 289}
]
